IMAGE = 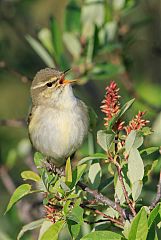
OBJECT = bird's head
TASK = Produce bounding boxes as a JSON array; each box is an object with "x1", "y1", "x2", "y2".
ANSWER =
[{"x1": 31, "y1": 68, "x2": 77, "y2": 107}]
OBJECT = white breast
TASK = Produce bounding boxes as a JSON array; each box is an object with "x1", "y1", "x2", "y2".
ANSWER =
[{"x1": 29, "y1": 100, "x2": 89, "y2": 166}]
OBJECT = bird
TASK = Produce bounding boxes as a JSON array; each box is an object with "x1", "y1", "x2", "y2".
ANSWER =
[{"x1": 28, "y1": 68, "x2": 89, "y2": 167}]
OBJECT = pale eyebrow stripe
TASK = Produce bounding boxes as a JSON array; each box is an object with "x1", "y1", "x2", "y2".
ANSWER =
[{"x1": 31, "y1": 77, "x2": 57, "y2": 90}]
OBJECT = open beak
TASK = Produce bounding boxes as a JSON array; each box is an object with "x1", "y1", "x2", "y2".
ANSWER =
[
  {"x1": 63, "y1": 79, "x2": 78, "y2": 84},
  {"x1": 59, "y1": 69, "x2": 78, "y2": 85}
]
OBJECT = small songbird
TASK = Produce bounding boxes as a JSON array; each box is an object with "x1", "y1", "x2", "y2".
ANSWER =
[{"x1": 28, "y1": 68, "x2": 89, "y2": 167}]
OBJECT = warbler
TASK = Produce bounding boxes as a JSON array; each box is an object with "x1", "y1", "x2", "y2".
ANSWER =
[{"x1": 28, "y1": 68, "x2": 89, "y2": 166}]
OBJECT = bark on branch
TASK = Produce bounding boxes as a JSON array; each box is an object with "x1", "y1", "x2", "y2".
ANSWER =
[
  {"x1": 150, "y1": 172, "x2": 161, "y2": 210},
  {"x1": 115, "y1": 162, "x2": 136, "y2": 217},
  {"x1": 0, "y1": 119, "x2": 26, "y2": 127}
]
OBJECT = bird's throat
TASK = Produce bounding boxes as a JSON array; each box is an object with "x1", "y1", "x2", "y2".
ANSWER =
[{"x1": 50, "y1": 85, "x2": 77, "y2": 109}]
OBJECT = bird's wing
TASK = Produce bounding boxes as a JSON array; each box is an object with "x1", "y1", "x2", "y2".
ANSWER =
[
  {"x1": 27, "y1": 106, "x2": 36, "y2": 126},
  {"x1": 77, "y1": 99, "x2": 89, "y2": 133},
  {"x1": 27, "y1": 112, "x2": 32, "y2": 126}
]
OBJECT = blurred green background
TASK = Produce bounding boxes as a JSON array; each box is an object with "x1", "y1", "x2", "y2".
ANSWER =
[{"x1": 0, "y1": 0, "x2": 161, "y2": 239}]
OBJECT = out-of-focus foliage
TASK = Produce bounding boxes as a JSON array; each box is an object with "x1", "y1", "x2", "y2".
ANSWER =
[{"x1": 0, "y1": 0, "x2": 161, "y2": 239}]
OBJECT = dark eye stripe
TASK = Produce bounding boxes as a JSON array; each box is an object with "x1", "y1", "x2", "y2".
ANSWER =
[{"x1": 46, "y1": 78, "x2": 58, "y2": 87}]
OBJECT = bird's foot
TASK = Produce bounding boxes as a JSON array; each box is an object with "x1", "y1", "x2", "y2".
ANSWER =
[{"x1": 44, "y1": 157, "x2": 65, "y2": 176}]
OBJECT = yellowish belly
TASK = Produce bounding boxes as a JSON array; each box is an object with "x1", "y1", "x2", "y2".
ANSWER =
[{"x1": 29, "y1": 105, "x2": 88, "y2": 166}]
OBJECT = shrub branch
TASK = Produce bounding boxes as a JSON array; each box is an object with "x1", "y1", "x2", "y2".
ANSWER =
[
  {"x1": 81, "y1": 204, "x2": 124, "y2": 227},
  {"x1": 150, "y1": 171, "x2": 161, "y2": 209},
  {"x1": 0, "y1": 119, "x2": 26, "y2": 127},
  {"x1": 46, "y1": 162, "x2": 126, "y2": 222},
  {"x1": 115, "y1": 161, "x2": 136, "y2": 217}
]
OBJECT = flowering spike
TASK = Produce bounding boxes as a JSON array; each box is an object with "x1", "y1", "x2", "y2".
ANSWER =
[
  {"x1": 124, "y1": 111, "x2": 149, "y2": 135},
  {"x1": 101, "y1": 81, "x2": 123, "y2": 129}
]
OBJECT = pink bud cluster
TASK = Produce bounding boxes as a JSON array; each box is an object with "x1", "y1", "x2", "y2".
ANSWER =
[
  {"x1": 101, "y1": 82, "x2": 149, "y2": 133},
  {"x1": 124, "y1": 111, "x2": 149, "y2": 135},
  {"x1": 101, "y1": 81, "x2": 124, "y2": 130},
  {"x1": 44, "y1": 204, "x2": 62, "y2": 223}
]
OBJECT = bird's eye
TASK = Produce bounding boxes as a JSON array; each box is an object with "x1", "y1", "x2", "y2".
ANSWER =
[{"x1": 46, "y1": 82, "x2": 53, "y2": 87}]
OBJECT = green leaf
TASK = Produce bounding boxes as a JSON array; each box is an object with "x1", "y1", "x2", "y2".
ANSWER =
[
  {"x1": 120, "y1": 99, "x2": 136, "y2": 118},
  {"x1": 67, "y1": 194, "x2": 78, "y2": 199},
  {"x1": 50, "y1": 16, "x2": 63, "y2": 56},
  {"x1": 148, "y1": 203, "x2": 161, "y2": 228},
  {"x1": 128, "y1": 149, "x2": 144, "y2": 184},
  {"x1": 64, "y1": 1, "x2": 81, "y2": 32},
  {"x1": 157, "y1": 221, "x2": 161, "y2": 229},
  {"x1": 107, "y1": 99, "x2": 135, "y2": 130},
  {"x1": 67, "y1": 206, "x2": 83, "y2": 224},
  {"x1": 78, "y1": 153, "x2": 106, "y2": 165},
  {"x1": 99, "y1": 176, "x2": 114, "y2": 192},
  {"x1": 128, "y1": 207, "x2": 148, "y2": 240},
  {"x1": 125, "y1": 130, "x2": 136, "y2": 153},
  {"x1": 65, "y1": 157, "x2": 72, "y2": 184},
  {"x1": 81, "y1": 231, "x2": 123, "y2": 240},
  {"x1": 5, "y1": 184, "x2": 31, "y2": 214},
  {"x1": 141, "y1": 127, "x2": 153, "y2": 136},
  {"x1": 97, "y1": 130, "x2": 115, "y2": 151},
  {"x1": 141, "y1": 147, "x2": 159, "y2": 155},
  {"x1": 151, "y1": 112, "x2": 161, "y2": 145},
  {"x1": 50, "y1": 16, "x2": 67, "y2": 67},
  {"x1": 86, "y1": 24, "x2": 99, "y2": 62},
  {"x1": 38, "y1": 220, "x2": 53, "y2": 240},
  {"x1": 38, "y1": 28, "x2": 54, "y2": 56},
  {"x1": 104, "y1": 207, "x2": 119, "y2": 219},
  {"x1": 147, "y1": 223, "x2": 159, "y2": 240},
  {"x1": 122, "y1": 220, "x2": 131, "y2": 239},
  {"x1": 26, "y1": 35, "x2": 55, "y2": 67},
  {"x1": 125, "y1": 130, "x2": 143, "y2": 154},
  {"x1": 60, "y1": 179, "x2": 71, "y2": 192},
  {"x1": 68, "y1": 221, "x2": 81, "y2": 239},
  {"x1": 67, "y1": 206, "x2": 83, "y2": 239},
  {"x1": 132, "y1": 180, "x2": 143, "y2": 201},
  {"x1": 40, "y1": 220, "x2": 64, "y2": 240},
  {"x1": 63, "y1": 200, "x2": 71, "y2": 216},
  {"x1": 88, "y1": 162, "x2": 102, "y2": 189},
  {"x1": 17, "y1": 219, "x2": 44, "y2": 240},
  {"x1": 144, "y1": 160, "x2": 158, "y2": 177},
  {"x1": 115, "y1": 176, "x2": 131, "y2": 204},
  {"x1": 41, "y1": 169, "x2": 57, "y2": 191},
  {"x1": 113, "y1": 0, "x2": 125, "y2": 10},
  {"x1": 21, "y1": 171, "x2": 41, "y2": 182},
  {"x1": 34, "y1": 152, "x2": 44, "y2": 168},
  {"x1": 70, "y1": 164, "x2": 87, "y2": 189},
  {"x1": 88, "y1": 131, "x2": 95, "y2": 155},
  {"x1": 63, "y1": 32, "x2": 81, "y2": 60},
  {"x1": 81, "y1": 0, "x2": 104, "y2": 39},
  {"x1": 107, "y1": 163, "x2": 115, "y2": 175},
  {"x1": 143, "y1": 160, "x2": 158, "y2": 184},
  {"x1": 141, "y1": 147, "x2": 160, "y2": 160}
]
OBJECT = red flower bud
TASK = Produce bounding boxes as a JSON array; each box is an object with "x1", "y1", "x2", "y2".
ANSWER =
[
  {"x1": 124, "y1": 111, "x2": 149, "y2": 135},
  {"x1": 101, "y1": 81, "x2": 122, "y2": 130}
]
